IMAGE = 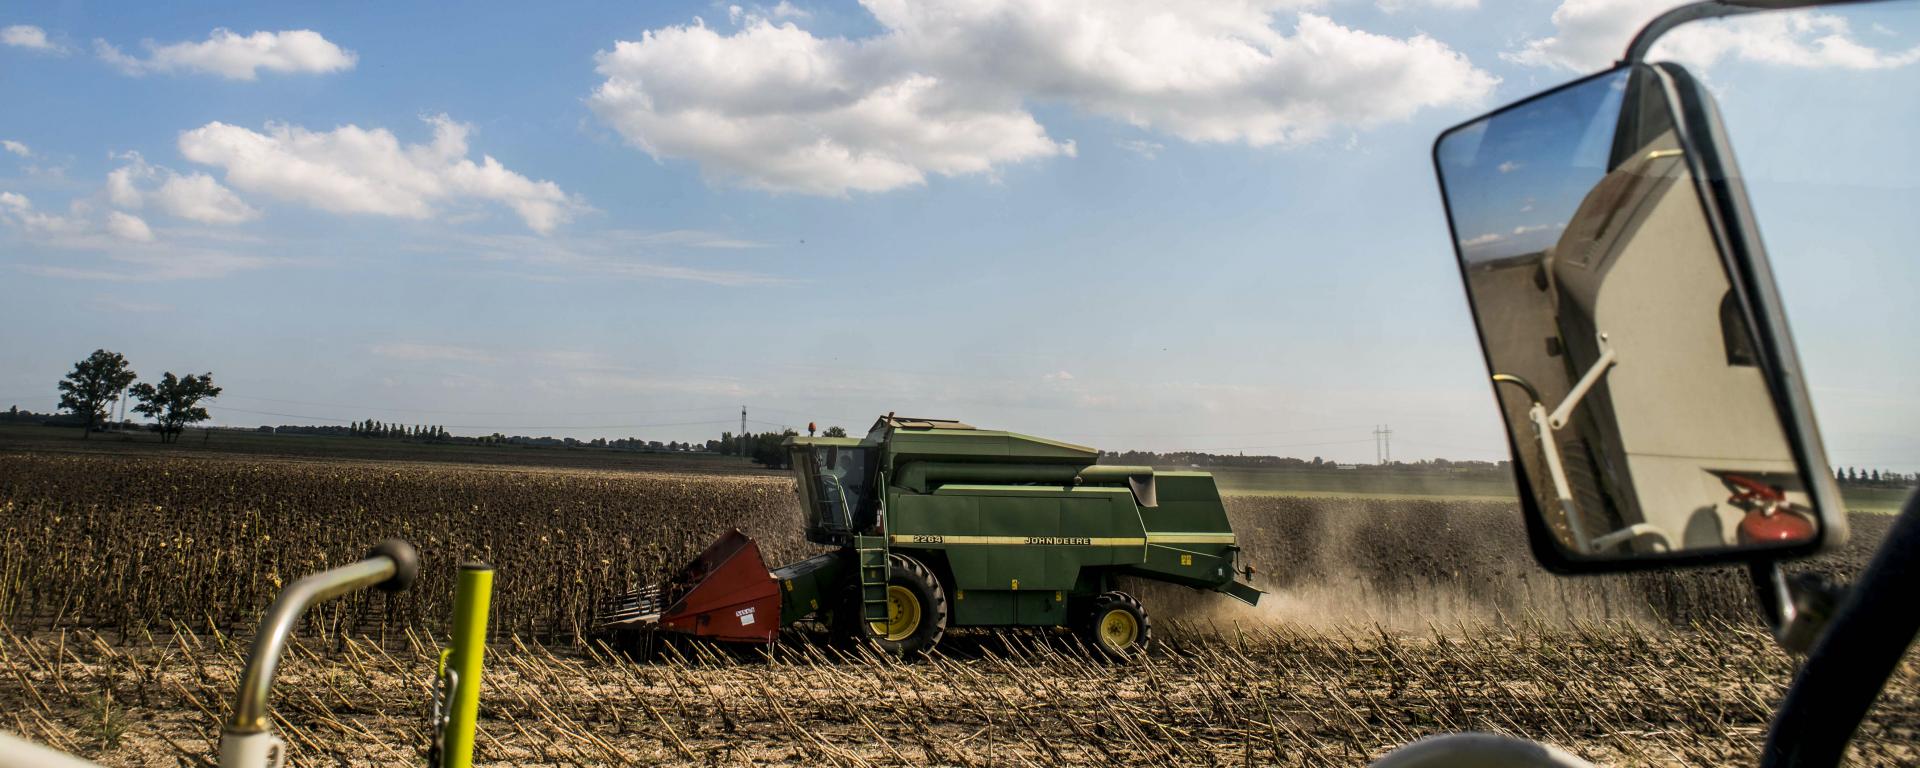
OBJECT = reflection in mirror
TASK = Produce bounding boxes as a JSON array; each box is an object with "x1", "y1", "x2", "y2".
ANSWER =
[{"x1": 1436, "y1": 66, "x2": 1819, "y2": 559}]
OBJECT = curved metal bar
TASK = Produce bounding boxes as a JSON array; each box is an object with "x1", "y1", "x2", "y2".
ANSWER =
[
  {"x1": 1490, "y1": 373, "x2": 1543, "y2": 405},
  {"x1": 1622, "y1": 0, "x2": 1877, "y2": 65},
  {"x1": 1622, "y1": 2, "x2": 1757, "y2": 64},
  {"x1": 1588, "y1": 523, "x2": 1672, "y2": 552},
  {"x1": 224, "y1": 556, "x2": 396, "y2": 733}
]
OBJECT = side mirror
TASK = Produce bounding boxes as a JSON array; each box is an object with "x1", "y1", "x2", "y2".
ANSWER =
[{"x1": 1433, "y1": 61, "x2": 1846, "y2": 571}]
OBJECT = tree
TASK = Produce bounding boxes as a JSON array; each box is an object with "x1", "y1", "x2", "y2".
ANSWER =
[
  {"x1": 57, "y1": 349, "x2": 138, "y2": 439},
  {"x1": 129, "y1": 372, "x2": 222, "y2": 443},
  {"x1": 749, "y1": 429, "x2": 799, "y2": 468},
  {"x1": 823, "y1": 425, "x2": 848, "y2": 437}
]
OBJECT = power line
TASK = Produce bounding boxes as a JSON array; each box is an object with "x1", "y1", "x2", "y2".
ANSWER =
[{"x1": 209, "y1": 406, "x2": 739, "y2": 433}]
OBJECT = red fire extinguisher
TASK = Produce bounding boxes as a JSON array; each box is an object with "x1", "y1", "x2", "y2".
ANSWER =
[{"x1": 1725, "y1": 474, "x2": 1817, "y2": 545}]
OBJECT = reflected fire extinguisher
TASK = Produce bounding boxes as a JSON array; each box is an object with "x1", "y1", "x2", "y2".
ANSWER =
[{"x1": 1724, "y1": 474, "x2": 1817, "y2": 544}]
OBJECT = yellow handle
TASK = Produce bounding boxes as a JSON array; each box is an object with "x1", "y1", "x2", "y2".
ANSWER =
[{"x1": 440, "y1": 564, "x2": 493, "y2": 768}]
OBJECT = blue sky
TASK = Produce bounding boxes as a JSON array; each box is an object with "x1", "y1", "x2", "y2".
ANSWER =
[{"x1": 1, "y1": 0, "x2": 1915, "y2": 470}]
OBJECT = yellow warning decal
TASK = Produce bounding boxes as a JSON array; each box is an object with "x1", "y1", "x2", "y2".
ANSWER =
[{"x1": 1147, "y1": 533, "x2": 1238, "y2": 545}]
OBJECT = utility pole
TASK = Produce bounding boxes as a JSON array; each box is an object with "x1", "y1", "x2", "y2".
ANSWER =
[
  {"x1": 1373, "y1": 425, "x2": 1393, "y2": 465},
  {"x1": 740, "y1": 406, "x2": 748, "y2": 458}
]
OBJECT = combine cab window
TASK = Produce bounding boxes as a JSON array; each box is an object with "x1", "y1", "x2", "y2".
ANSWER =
[{"x1": 793, "y1": 446, "x2": 876, "y2": 534}]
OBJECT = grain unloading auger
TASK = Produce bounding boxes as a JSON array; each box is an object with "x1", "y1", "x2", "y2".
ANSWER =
[{"x1": 596, "y1": 416, "x2": 1262, "y2": 657}]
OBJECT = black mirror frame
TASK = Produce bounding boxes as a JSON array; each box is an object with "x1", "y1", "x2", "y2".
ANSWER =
[{"x1": 1431, "y1": 63, "x2": 1847, "y2": 574}]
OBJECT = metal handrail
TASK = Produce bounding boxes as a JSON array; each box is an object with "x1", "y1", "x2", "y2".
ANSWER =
[{"x1": 225, "y1": 540, "x2": 417, "y2": 734}]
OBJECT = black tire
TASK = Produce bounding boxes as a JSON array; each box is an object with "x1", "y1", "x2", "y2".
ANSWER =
[
  {"x1": 867, "y1": 553, "x2": 948, "y2": 658},
  {"x1": 1078, "y1": 591, "x2": 1151, "y2": 659}
]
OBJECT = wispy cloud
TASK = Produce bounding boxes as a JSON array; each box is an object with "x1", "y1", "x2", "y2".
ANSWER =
[
  {"x1": 1, "y1": 140, "x2": 30, "y2": 158},
  {"x1": 89, "y1": 295, "x2": 172, "y2": 313},
  {"x1": 15, "y1": 245, "x2": 272, "y2": 281},
  {"x1": 370, "y1": 343, "x2": 499, "y2": 364},
  {"x1": 606, "y1": 229, "x2": 773, "y2": 249},
  {"x1": 2, "y1": 25, "x2": 67, "y2": 54},
  {"x1": 1, "y1": 189, "x2": 274, "y2": 280},
  {"x1": 440, "y1": 231, "x2": 790, "y2": 286},
  {"x1": 1116, "y1": 139, "x2": 1165, "y2": 160}
]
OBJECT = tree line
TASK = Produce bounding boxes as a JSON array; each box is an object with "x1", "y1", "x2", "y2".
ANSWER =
[
  {"x1": 1099, "y1": 449, "x2": 1510, "y2": 476},
  {"x1": 349, "y1": 421, "x2": 452, "y2": 440},
  {"x1": 55, "y1": 349, "x2": 220, "y2": 443},
  {"x1": 1835, "y1": 467, "x2": 1917, "y2": 487}
]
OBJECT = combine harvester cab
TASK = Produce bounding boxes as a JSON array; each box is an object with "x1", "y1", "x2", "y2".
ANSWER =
[{"x1": 597, "y1": 416, "x2": 1261, "y2": 658}]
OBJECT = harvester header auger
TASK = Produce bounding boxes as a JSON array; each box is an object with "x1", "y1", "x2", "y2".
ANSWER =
[{"x1": 596, "y1": 415, "x2": 1261, "y2": 658}]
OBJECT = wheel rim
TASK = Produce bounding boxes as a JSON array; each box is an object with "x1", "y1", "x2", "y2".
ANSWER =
[
  {"x1": 871, "y1": 585, "x2": 921, "y2": 641},
  {"x1": 1098, "y1": 608, "x2": 1139, "y2": 651}
]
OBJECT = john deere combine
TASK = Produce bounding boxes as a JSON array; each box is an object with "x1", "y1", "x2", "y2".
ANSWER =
[{"x1": 597, "y1": 416, "x2": 1260, "y2": 657}]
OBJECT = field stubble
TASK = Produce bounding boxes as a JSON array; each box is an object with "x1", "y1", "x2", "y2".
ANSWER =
[{"x1": 1, "y1": 451, "x2": 1913, "y2": 766}]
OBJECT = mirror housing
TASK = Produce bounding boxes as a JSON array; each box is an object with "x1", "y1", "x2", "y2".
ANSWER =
[{"x1": 1433, "y1": 61, "x2": 1846, "y2": 573}]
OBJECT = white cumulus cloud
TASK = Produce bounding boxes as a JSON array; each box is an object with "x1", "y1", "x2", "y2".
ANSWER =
[
  {"x1": 95, "y1": 28, "x2": 355, "y2": 80},
  {"x1": 2, "y1": 25, "x2": 64, "y2": 53},
  {"x1": 178, "y1": 115, "x2": 582, "y2": 233},
  {"x1": 1, "y1": 139, "x2": 29, "y2": 157},
  {"x1": 590, "y1": 0, "x2": 1496, "y2": 196},
  {"x1": 105, "y1": 211, "x2": 154, "y2": 242},
  {"x1": 105, "y1": 153, "x2": 261, "y2": 225},
  {"x1": 155, "y1": 173, "x2": 260, "y2": 225},
  {"x1": 1508, "y1": 0, "x2": 1920, "y2": 72}
]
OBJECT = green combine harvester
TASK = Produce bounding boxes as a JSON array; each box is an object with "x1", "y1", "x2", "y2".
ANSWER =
[{"x1": 597, "y1": 416, "x2": 1261, "y2": 657}]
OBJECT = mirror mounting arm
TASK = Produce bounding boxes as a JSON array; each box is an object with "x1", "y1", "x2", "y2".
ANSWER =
[
  {"x1": 1548, "y1": 334, "x2": 1616, "y2": 430},
  {"x1": 1748, "y1": 560, "x2": 1845, "y2": 655},
  {"x1": 1622, "y1": 0, "x2": 1872, "y2": 65}
]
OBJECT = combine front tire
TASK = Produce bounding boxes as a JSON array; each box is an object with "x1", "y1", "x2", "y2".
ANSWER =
[
  {"x1": 869, "y1": 554, "x2": 948, "y2": 658},
  {"x1": 1079, "y1": 591, "x2": 1151, "y2": 659}
]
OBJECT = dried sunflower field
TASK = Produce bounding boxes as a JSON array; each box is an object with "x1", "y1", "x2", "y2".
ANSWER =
[{"x1": 1, "y1": 450, "x2": 1911, "y2": 766}]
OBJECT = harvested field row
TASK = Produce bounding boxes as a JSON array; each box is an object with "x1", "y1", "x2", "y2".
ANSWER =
[
  {"x1": 0, "y1": 453, "x2": 1888, "y2": 639},
  {"x1": 4, "y1": 621, "x2": 1915, "y2": 767}
]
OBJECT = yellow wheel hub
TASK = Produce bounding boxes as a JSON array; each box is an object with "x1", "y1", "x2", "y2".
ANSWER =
[
  {"x1": 871, "y1": 585, "x2": 921, "y2": 641},
  {"x1": 1098, "y1": 609, "x2": 1140, "y2": 651}
]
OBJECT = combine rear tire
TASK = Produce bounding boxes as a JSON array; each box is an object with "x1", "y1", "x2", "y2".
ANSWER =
[
  {"x1": 864, "y1": 554, "x2": 948, "y2": 658},
  {"x1": 1079, "y1": 591, "x2": 1151, "y2": 659}
]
